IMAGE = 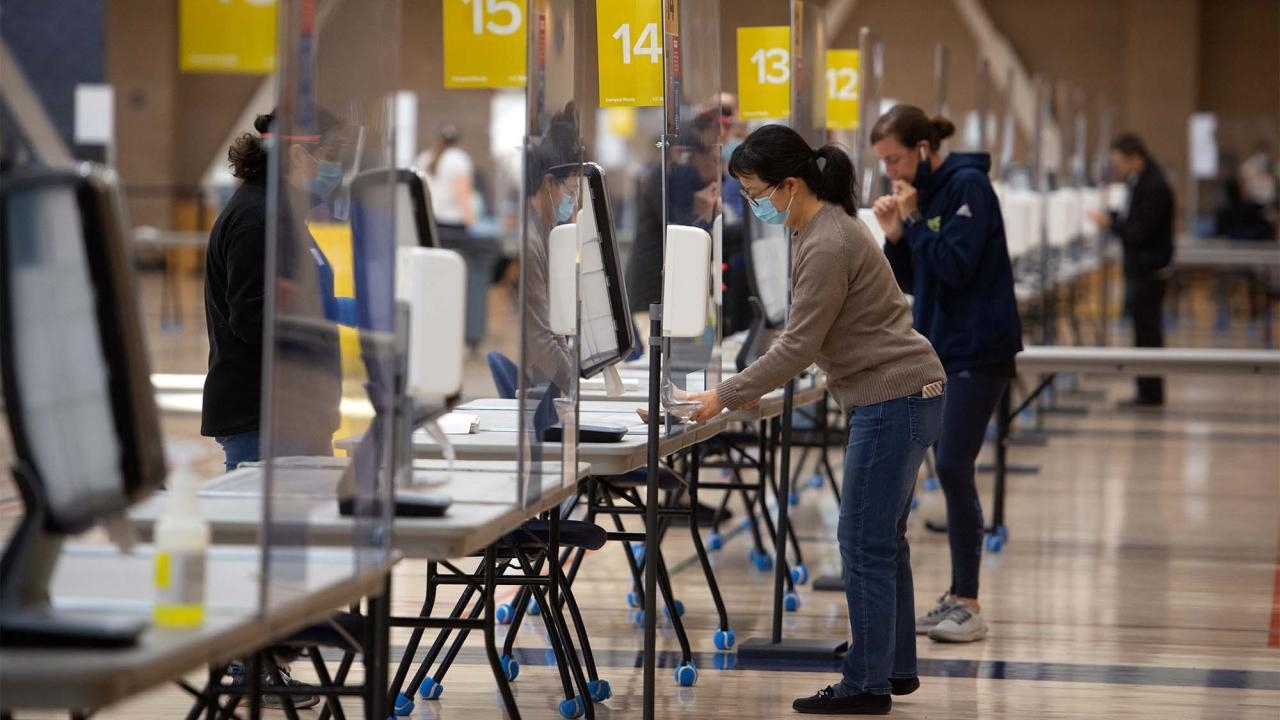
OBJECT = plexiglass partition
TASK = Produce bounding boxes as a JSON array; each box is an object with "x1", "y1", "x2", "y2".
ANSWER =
[
  {"x1": 661, "y1": 0, "x2": 723, "y2": 411},
  {"x1": 790, "y1": 0, "x2": 827, "y2": 149},
  {"x1": 260, "y1": 0, "x2": 399, "y2": 608},
  {"x1": 517, "y1": 0, "x2": 585, "y2": 508}
]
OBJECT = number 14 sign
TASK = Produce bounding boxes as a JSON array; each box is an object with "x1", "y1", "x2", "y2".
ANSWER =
[
  {"x1": 737, "y1": 26, "x2": 790, "y2": 120},
  {"x1": 596, "y1": 0, "x2": 665, "y2": 107}
]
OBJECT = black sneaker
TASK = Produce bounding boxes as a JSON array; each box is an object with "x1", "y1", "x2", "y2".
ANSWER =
[
  {"x1": 890, "y1": 677, "x2": 920, "y2": 696},
  {"x1": 228, "y1": 661, "x2": 321, "y2": 709},
  {"x1": 792, "y1": 686, "x2": 891, "y2": 715}
]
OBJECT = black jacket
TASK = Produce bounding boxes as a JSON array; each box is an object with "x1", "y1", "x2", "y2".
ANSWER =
[
  {"x1": 202, "y1": 176, "x2": 268, "y2": 437},
  {"x1": 1111, "y1": 162, "x2": 1175, "y2": 275}
]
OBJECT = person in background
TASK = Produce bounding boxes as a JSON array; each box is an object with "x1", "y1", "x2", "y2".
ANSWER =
[
  {"x1": 1089, "y1": 133, "x2": 1174, "y2": 407},
  {"x1": 870, "y1": 104, "x2": 1022, "y2": 645},
  {"x1": 416, "y1": 123, "x2": 476, "y2": 242},
  {"x1": 202, "y1": 108, "x2": 353, "y2": 709},
  {"x1": 687, "y1": 124, "x2": 946, "y2": 715},
  {"x1": 1239, "y1": 140, "x2": 1278, "y2": 235}
]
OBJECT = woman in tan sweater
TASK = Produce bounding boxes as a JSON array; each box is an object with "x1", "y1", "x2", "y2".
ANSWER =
[{"x1": 687, "y1": 125, "x2": 945, "y2": 715}]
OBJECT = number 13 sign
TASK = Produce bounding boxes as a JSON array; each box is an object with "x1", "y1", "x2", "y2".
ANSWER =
[
  {"x1": 737, "y1": 26, "x2": 790, "y2": 120},
  {"x1": 596, "y1": 0, "x2": 664, "y2": 107},
  {"x1": 443, "y1": 0, "x2": 527, "y2": 88}
]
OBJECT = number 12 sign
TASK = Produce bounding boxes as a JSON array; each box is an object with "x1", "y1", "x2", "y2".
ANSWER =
[
  {"x1": 737, "y1": 26, "x2": 790, "y2": 120},
  {"x1": 826, "y1": 49, "x2": 860, "y2": 130},
  {"x1": 596, "y1": 0, "x2": 664, "y2": 107},
  {"x1": 443, "y1": 0, "x2": 527, "y2": 88}
]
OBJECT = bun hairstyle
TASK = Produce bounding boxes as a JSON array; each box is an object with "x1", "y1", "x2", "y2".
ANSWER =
[
  {"x1": 227, "y1": 111, "x2": 276, "y2": 180},
  {"x1": 727, "y1": 124, "x2": 858, "y2": 216},
  {"x1": 869, "y1": 104, "x2": 955, "y2": 152},
  {"x1": 524, "y1": 102, "x2": 582, "y2": 197}
]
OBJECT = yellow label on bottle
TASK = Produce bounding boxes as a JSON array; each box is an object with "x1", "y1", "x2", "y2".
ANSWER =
[
  {"x1": 155, "y1": 551, "x2": 171, "y2": 590},
  {"x1": 154, "y1": 604, "x2": 205, "y2": 628}
]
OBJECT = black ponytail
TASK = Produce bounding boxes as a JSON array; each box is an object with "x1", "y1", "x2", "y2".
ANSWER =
[{"x1": 728, "y1": 124, "x2": 858, "y2": 216}]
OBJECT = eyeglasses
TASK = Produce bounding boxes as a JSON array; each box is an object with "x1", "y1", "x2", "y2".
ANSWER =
[{"x1": 739, "y1": 184, "x2": 777, "y2": 209}]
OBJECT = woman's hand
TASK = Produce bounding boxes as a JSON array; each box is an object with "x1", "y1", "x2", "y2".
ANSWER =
[
  {"x1": 891, "y1": 180, "x2": 918, "y2": 220},
  {"x1": 873, "y1": 196, "x2": 903, "y2": 243},
  {"x1": 686, "y1": 389, "x2": 723, "y2": 423}
]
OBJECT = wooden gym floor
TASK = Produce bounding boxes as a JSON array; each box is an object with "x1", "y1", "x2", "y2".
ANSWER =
[{"x1": 2, "y1": 270, "x2": 1278, "y2": 719}]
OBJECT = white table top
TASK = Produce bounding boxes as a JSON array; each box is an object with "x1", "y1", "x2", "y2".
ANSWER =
[
  {"x1": 129, "y1": 459, "x2": 591, "y2": 559},
  {"x1": 1, "y1": 545, "x2": 395, "y2": 711},
  {"x1": 1016, "y1": 346, "x2": 1280, "y2": 376}
]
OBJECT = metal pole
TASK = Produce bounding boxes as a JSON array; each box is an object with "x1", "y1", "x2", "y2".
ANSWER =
[{"x1": 642, "y1": 306, "x2": 662, "y2": 720}]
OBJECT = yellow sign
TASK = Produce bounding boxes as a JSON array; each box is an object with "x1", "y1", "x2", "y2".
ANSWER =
[
  {"x1": 737, "y1": 26, "x2": 790, "y2": 120},
  {"x1": 825, "y1": 50, "x2": 860, "y2": 130},
  {"x1": 443, "y1": 0, "x2": 527, "y2": 88},
  {"x1": 179, "y1": 0, "x2": 277, "y2": 74},
  {"x1": 596, "y1": 0, "x2": 664, "y2": 107}
]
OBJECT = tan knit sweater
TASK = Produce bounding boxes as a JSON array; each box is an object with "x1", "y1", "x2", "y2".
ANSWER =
[{"x1": 718, "y1": 204, "x2": 944, "y2": 413}]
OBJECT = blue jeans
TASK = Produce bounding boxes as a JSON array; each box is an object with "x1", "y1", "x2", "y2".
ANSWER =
[
  {"x1": 935, "y1": 369, "x2": 1009, "y2": 599},
  {"x1": 216, "y1": 430, "x2": 261, "y2": 472},
  {"x1": 838, "y1": 390, "x2": 944, "y2": 696}
]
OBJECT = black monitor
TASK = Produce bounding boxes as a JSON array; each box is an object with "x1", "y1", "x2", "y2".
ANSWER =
[
  {"x1": 0, "y1": 164, "x2": 166, "y2": 646},
  {"x1": 576, "y1": 162, "x2": 634, "y2": 378}
]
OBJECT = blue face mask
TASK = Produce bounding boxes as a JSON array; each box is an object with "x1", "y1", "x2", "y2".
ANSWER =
[
  {"x1": 310, "y1": 160, "x2": 344, "y2": 198},
  {"x1": 750, "y1": 185, "x2": 793, "y2": 225},
  {"x1": 549, "y1": 184, "x2": 575, "y2": 224},
  {"x1": 721, "y1": 139, "x2": 742, "y2": 163}
]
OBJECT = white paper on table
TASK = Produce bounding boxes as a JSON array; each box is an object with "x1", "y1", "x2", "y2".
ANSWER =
[{"x1": 436, "y1": 413, "x2": 480, "y2": 435}]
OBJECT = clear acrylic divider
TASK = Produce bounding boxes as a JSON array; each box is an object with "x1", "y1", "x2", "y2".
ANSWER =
[
  {"x1": 259, "y1": 0, "x2": 400, "y2": 611},
  {"x1": 661, "y1": 0, "x2": 723, "y2": 420},
  {"x1": 517, "y1": 0, "x2": 586, "y2": 508}
]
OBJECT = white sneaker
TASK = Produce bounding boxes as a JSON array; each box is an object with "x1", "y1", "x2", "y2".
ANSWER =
[
  {"x1": 928, "y1": 604, "x2": 989, "y2": 643},
  {"x1": 915, "y1": 593, "x2": 956, "y2": 635}
]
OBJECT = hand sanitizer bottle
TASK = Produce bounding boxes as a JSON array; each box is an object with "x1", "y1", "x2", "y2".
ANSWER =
[{"x1": 154, "y1": 449, "x2": 209, "y2": 627}]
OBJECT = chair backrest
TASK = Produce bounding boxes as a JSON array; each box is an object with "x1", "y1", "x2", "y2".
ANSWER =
[{"x1": 0, "y1": 164, "x2": 165, "y2": 534}]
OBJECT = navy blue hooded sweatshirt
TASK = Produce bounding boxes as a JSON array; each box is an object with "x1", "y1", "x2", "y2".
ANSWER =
[{"x1": 883, "y1": 152, "x2": 1022, "y2": 374}]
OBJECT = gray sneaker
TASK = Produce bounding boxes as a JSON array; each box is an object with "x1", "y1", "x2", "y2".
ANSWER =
[
  {"x1": 915, "y1": 593, "x2": 955, "y2": 635},
  {"x1": 928, "y1": 604, "x2": 989, "y2": 643}
]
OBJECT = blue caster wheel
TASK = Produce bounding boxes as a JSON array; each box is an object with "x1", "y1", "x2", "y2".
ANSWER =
[
  {"x1": 587, "y1": 679, "x2": 613, "y2": 703},
  {"x1": 751, "y1": 551, "x2": 774, "y2": 573},
  {"x1": 496, "y1": 602, "x2": 515, "y2": 624},
  {"x1": 784, "y1": 590, "x2": 801, "y2": 612},
  {"x1": 674, "y1": 661, "x2": 699, "y2": 687},
  {"x1": 559, "y1": 696, "x2": 585, "y2": 719},
  {"x1": 791, "y1": 564, "x2": 810, "y2": 585},
  {"x1": 741, "y1": 516, "x2": 754, "y2": 530},
  {"x1": 985, "y1": 533, "x2": 1005, "y2": 553},
  {"x1": 995, "y1": 525, "x2": 1009, "y2": 541},
  {"x1": 626, "y1": 590, "x2": 642, "y2": 608},
  {"x1": 394, "y1": 692, "x2": 414, "y2": 716},
  {"x1": 527, "y1": 598, "x2": 541, "y2": 616},
  {"x1": 663, "y1": 600, "x2": 685, "y2": 619},
  {"x1": 923, "y1": 476, "x2": 940, "y2": 492},
  {"x1": 500, "y1": 654, "x2": 520, "y2": 682},
  {"x1": 418, "y1": 678, "x2": 443, "y2": 700},
  {"x1": 630, "y1": 542, "x2": 646, "y2": 567},
  {"x1": 713, "y1": 628, "x2": 736, "y2": 650},
  {"x1": 714, "y1": 652, "x2": 738, "y2": 671},
  {"x1": 809, "y1": 473, "x2": 824, "y2": 489},
  {"x1": 633, "y1": 610, "x2": 646, "y2": 628},
  {"x1": 707, "y1": 532, "x2": 724, "y2": 551},
  {"x1": 788, "y1": 490, "x2": 801, "y2": 507},
  {"x1": 910, "y1": 496, "x2": 920, "y2": 511}
]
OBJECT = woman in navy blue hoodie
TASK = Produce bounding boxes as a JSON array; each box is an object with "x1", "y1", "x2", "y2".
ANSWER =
[{"x1": 870, "y1": 105, "x2": 1022, "y2": 644}]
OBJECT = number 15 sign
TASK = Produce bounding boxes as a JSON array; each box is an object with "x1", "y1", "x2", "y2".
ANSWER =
[
  {"x1": 737, "y1": 26, "x2": 790, "y2": 120},
  {"x1": 596, "y1": 0, "x2": 665, "y2": 107},
  {"x1": 443, "y1": 0, "x2": 527, "y2": 88}
]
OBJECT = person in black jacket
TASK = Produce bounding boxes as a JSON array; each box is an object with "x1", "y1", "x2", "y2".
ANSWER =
[
  {"x1": 1089, "y1": 133, "x2": 1174, "y2": 407},
  {"x1": 871, "y1": 105, "x2": 1023, "y2": 644},
  {"x1": 202, "y1": 110, "x2": 348, "y2": 476}
]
